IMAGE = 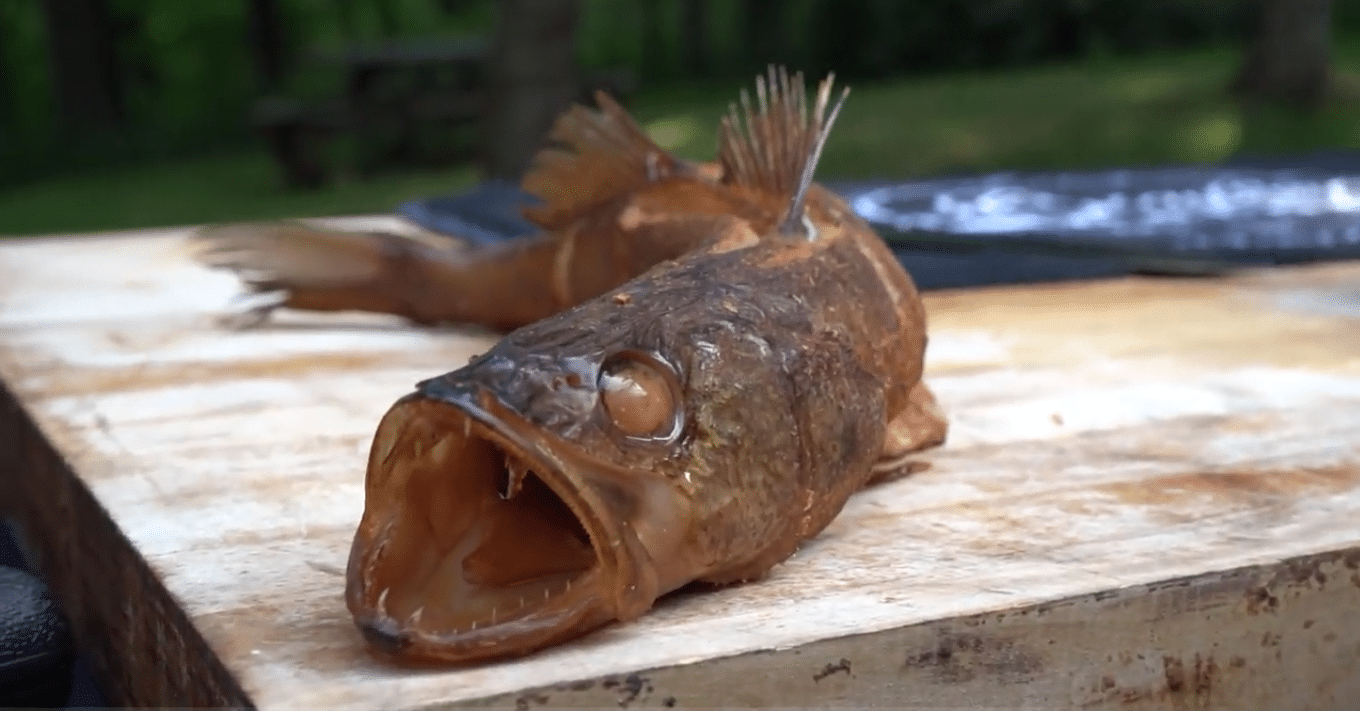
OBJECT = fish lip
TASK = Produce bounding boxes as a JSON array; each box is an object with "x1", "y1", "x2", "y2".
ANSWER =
[
  {"x1": 346, "y1": 379, "x2": 668, "y2": 664},
  {"x1": 356, "y1": 616, "x2": 412, "y2": 655}
]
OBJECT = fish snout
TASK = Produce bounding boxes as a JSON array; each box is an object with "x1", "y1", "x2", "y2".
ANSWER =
[{"x1": 419, "y1": 352, "x2": 601, "y2": 438}]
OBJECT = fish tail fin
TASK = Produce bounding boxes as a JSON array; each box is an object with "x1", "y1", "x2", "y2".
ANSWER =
[
  {"x1": 717, "y1": 66, "x2": 849, "y2": 239},
  {"x1": 194, "y1": 222, "x2": 571, "y2": 330},
  {"x1": 192, "y1": 222, "x2": 455, "y2": 325},
  {"x1": 520, "y1": 92, "x2": 692, "y2": 231}
]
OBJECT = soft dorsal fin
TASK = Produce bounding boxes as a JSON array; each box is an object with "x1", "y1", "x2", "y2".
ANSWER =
[
  {"x1": 521, "y1": 92, "x2": 690, "y2": 231},
  {"x1": 718, "y1": 66, "x2": 849, "y2": 239}
]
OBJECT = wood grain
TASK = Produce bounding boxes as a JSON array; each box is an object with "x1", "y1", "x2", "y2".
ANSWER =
[{"x1": 1, "y1": 221, "x2": 1358, "y2": 709}]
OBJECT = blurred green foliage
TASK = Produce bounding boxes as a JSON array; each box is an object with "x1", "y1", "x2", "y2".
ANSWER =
[
  {"x1": 805, "y1": 0, "x2": 1249, "y2": 77},
  {"x1": 580, "y1": 1, "x2": 1360, "y2": 81},
  {"x1": 583, "y1": 0, "x2": 1254, "y2": 81},
  {"x1": 0, "y1": 0, "x2": 491, "y2": 185},
  {"x1": 2, "y1": 0, "x2": 1359, "y2": 189},
  {"x1": 6, "y1": 43, "x2": 1359, "y2": 237}
]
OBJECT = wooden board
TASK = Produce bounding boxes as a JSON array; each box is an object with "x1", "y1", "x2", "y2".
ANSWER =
[{"x1": 2, "y1": 221, "x2": 1359, "y2": 710}]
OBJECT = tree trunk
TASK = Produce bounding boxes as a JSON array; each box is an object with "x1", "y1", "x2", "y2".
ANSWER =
[
  {"x1": 638, "y1": 0, "x2": 667, "y2": 78},
  {"x1": 245, "y1": 0, "x2": 288, "y2": 92},
  {"x1": 332, "y1": 0, "x2": 357, "y2": 41},
  {"x1": 741, "y1": 0, "x2": 782, "y2": 70},
  {"x1": 680, "y1": 0, "x2": 709, "y2": 77},
  {"x1": 481, "y1": 0, "x2": 580, "y2": 180},
  {"x1": 1231, "y1": 0, "x2": 1334, "y2": 107},
  {"x1": 39, "y1": 0, "x2": 125, "y2": 134},
  {"x1": 0, "y1": 19, "x2": 11, "y2": 124},
  {"x1": 375, "y1": 0, "x2": 400, "y2": 38}
]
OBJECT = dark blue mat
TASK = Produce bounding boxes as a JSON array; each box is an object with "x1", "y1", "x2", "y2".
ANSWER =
[{"x1": 400, "y1": 149, "x2": 1360, "y2": 290}]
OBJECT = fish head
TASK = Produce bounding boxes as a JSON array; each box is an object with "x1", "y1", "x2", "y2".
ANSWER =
[{"x1": 345, "y1": 288, "x2": 734, "y2": 664}]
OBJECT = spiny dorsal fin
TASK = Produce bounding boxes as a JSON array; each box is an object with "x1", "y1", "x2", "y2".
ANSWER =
[
  {"x1": 521, "y1": 92, "x2": 690, "y2": 231},
  {"x1": 718, "y1": 66, "x2": 850, "y2": 239}
]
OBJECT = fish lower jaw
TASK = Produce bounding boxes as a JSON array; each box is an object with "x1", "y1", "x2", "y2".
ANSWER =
[{"x1": 355, "y1": 568, "x2": 606, "y2": 661}]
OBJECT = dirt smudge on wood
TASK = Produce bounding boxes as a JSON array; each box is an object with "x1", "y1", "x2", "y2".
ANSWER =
[
  {"x1": 904, "y1": 631, "x2": 1044, "y2": 685},
  {"x1": 812, "y1": 658, "x2": 852, "y2": 682},
  {"x1": 1097, "y1": 465, "x2": 1360, "y2": 507}
]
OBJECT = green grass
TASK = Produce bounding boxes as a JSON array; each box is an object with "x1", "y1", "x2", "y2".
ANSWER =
[
  {"x1": 634, "y1": 46, "x2": 1360, "y2": 176},
  {"x1": 0, "y1": 152, "x2": 478, "y2": 236},
  {"x1": 5, "y1": 45, "x2": 1360, "y2": 237}
]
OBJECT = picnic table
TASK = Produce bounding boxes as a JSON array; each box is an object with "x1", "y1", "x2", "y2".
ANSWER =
[
  {"x1": 1, "y1": 220, "x2": 1358, "y2": 709},
  {"x1": 252, "y1": 38, "x2": 489, "y2": 188},
  {"x1": 251, "y1": 37, "x2": 634, "y2": 188}
]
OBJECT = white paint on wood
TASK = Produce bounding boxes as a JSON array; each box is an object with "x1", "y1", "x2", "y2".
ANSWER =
[{"x1": 2, "y1": 222, "x2": 1359, "y2": 709}]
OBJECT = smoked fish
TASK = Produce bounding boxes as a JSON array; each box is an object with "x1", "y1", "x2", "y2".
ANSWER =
[{"x1": 195, "y1": 67, "x2": 949, "y2": 665}]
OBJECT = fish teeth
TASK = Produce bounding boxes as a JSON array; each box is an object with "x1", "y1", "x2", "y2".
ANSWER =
[
  {"x1": 501, "y1": 458, "x2": 529, "y2": 500},
  {"x1": 376, "y1": 588, "x2": 390, "y2": 613},
  {"x1": 462, "y1": 418, "x2": 471, "y2": 438},
  {"x1": 429, "y1": 436, "x2": 454, "y2": 465},
  {"x1": 409, "y1": 606, "x2": 424, "y2": 625},
  {"x1": 375, "y1": 427, "x2": 399, "y2": 466}
]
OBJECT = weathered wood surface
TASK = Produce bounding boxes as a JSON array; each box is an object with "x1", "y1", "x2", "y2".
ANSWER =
[{"x1": 2, "y1": 220, "x2": 1359, "y2": 710}]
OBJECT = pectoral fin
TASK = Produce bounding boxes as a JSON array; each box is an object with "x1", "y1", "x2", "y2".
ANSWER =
[{"x1": 870, "y1": 381, "x2": 948, "y2": 482}]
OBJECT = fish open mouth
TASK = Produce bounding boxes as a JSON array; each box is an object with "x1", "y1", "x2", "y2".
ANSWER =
[{"x1": 345, "y1": 394, "x2": 620, "y2": 663}]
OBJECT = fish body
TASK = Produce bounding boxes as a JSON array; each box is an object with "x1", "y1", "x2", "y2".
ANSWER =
[{"x1": 197, "y1": 68, "x2": 948, "y2": 665}]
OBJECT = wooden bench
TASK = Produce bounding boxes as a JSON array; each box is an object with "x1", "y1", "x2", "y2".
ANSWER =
[{"x1": 1, "y1": 221, "x2": 1358, "y2": 709}]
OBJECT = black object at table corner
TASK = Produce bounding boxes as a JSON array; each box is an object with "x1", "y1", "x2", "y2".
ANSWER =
[
  {"x1": 0, "y1": 521, "x2": 108, "y2": 709},
  {"x1": 0, "y1": 522, "x2": 74, "y2": 707},
  {"x1": 397, "y1": 148, "x2": 1360, "y2": 291}
]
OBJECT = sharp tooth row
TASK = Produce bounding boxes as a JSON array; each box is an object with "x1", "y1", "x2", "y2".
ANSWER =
[
  {"x1": 450, "y1": 580, "x2": 581, "y2": 636},
  {"x1": 375, "y1": 425, "x2": 400, "y2": 466},
  {"x1": 501, "y1": 457, "x2": 529, "y2": 500},
  {"x1": 428, "y1": 435, "x2": 454, "y2": 465}
]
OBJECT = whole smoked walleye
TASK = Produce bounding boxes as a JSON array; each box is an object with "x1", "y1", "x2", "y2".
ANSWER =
[{"x1": 197, "y1": 68, "x2": 949, "y2": 665}]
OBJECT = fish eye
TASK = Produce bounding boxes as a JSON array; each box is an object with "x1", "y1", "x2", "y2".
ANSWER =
[{"x1": 598, "y1": 352, "x2": 678, "y2": 439}]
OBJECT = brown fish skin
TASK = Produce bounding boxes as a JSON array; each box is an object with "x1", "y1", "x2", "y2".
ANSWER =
[
  {"x1": 348, "y1": 205, "x2": 943, "y2": 664},
  {"x1": 198, "y1": 68, "x2": 949, "y2": 665},
  {"x1": 193, "y1": 95, "x2": 745, "y2": 331}
]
